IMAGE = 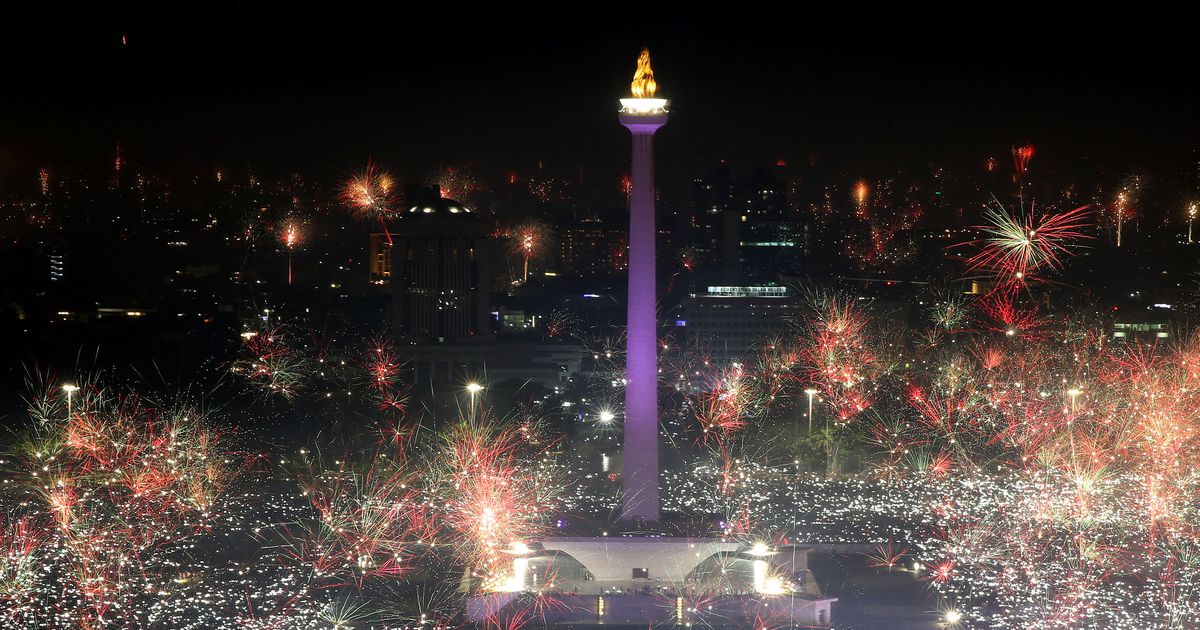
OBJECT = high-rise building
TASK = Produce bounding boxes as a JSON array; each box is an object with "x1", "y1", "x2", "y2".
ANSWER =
[
  {"x1": 391, "y1": 191, "x2": 492, "y2": 343},
  {"x1": 692, "y1": 165, "x2": 740, "y2": 281},
  {"x1": 691, "y1": 165, "x2": 803, "y2": 283},
  {"x1": 368, "y1": 233, "x2": 392, "y2": 285},
  {"x1": 558, "y1": 214, "x2": 627, "y2": 277}
]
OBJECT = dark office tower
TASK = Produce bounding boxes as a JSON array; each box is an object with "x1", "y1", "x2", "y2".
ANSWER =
[
  {"x1": 738, "y1": 168, "x2": 801, "y2": 281},
  {"x1": 692, "y1": 164, "x2": 736, "y2": 281},
  {"x1": 692, "y1": 165, "x2": 801, "y2": 284},
  {"x1": 391, "y1": 189, "x2": 492, "y2": 343}
]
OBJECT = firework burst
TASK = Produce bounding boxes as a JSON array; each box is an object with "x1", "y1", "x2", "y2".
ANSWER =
[
  {"x1": 428, "y1": 165, "x2": 484, "y2": 207},
  {"x1": 232, "y1": 324, "x2": 310, "y2": 399},
  {"x1": 277, "y1": 218, "x2": 305, "y2": 285},
  {"x1": 961, "y1": 200, "x2": 1091, "y2": 286},
  {"x1": 1012, "y1": 143, "x2": 1035, "y2": 179},
  {"x1": 508, "y1": 220, "x2": 552, "y2": 284},
  {"x1": 341, "y1": 161, "x2": 398, "y2": 244}
]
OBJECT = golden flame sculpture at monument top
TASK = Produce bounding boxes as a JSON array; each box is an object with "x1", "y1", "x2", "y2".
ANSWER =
[
  {"x1": 620, "y1": 48, "x2": 668, "y2": 115},
  {"x1": 631, "y1": 48, "x2": 657, "y2": 98}
]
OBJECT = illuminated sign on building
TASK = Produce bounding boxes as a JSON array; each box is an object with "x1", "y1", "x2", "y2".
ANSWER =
[{"x1": 705, "y1": 286, "x2": 789, "y2": 298}]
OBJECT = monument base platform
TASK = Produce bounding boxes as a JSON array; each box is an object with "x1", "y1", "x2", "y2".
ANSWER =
[{"x1": 465, "y1": 537, "x2": 836, "y2": 627}]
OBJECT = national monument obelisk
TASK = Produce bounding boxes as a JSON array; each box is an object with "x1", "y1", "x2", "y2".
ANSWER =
[
  {"x1": 467, "y1": 52, "x2": 838, "y2": 627},
  {"x1": 619, "y1": 49, "x2": 668, "y2": 522}
]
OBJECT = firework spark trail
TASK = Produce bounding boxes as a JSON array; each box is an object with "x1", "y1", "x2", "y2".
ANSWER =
[
  {"x1": 689, "y1": 365, "x2": 758, "y2": 495},
  {"x1": 679, "y1": 246, "x2": 699, "y2": 273},
  {"x1": 1112, "y1": 176, "x2": 1142, "y2": 248},
  {"x1": 865, "y1": 539, "x2": 911, "y2": 571},
  {"x1": 667, "y1": 247, "x2": 702, "y2": 293},
  {"x1": 926, "y1": 290, "x2": 973, "y2": 333},
  {"x1": 837, "y1": 178, "x2": 925, "y2": 273},
  {"x1": 684, "y1": 339, "x2": 809, "y2": 495},
  {"x1": 753, "y1": 337, "x2": 798, "y2": 404},
  {"x1": 278, "y1": 218, "x2": 303, "y2": 285},
  {"x1": 607, "y1": 234, "x2": 628, "y2": 272}
]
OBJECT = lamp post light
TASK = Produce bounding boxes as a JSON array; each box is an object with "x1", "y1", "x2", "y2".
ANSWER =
[
  {"x1": 804, "y1": 388, "x2": 819, "y2": 432},
  {"x1": 63, "y1": 384, "x2": 80, "y2": 419},
  {"x1": 466, "y1": 382, "x2": 484, "y2": 425},
  {"x1": 1067, "y1": 387, "x2": 1082, "y2": 413},
  {"x1": 598, "y1": 410, "x2": 615, "y2": 424}
]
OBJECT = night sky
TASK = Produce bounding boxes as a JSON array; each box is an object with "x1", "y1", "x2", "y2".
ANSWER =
[{"x1": 4, "y1": 9, "x2": 1198, "y2": 192}]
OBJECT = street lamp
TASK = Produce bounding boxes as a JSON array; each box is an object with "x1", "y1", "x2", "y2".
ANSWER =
[
  {"x1": 804, "y1": 388, "x2": 819, "y2": 432},
  {"x1": 598, "y1": 410, "x2": 615, "y2": 424},
  {"x1": 63, "y1": 384, "x2": 79, "y2": 418},
  {"x1": 1067, "y1": 387, "x2": 1082, "y2": 413},
  {"x1": 466, "y1": 382, "x2": 484, "y2": 424}
]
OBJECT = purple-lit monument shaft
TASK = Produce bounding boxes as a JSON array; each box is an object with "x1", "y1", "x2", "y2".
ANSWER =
[{"x1": 620, "y1": 113, "x2": 666, "y2": 521}]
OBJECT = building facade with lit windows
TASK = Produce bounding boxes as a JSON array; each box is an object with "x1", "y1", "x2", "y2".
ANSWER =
[
  {"x1": 558, "y1": 215, "x2": 627, "y2": 277},
  {"x1": 1108, "y1": 305, "x2": 1183, "y2": 342},
  {"x1": 680, "y1": 284, "x2": 804, "y2": 363}
]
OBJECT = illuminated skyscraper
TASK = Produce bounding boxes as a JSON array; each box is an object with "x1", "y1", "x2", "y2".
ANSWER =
[{"x1": 368, "y1": 233, "x2": 392, "y2": 284}]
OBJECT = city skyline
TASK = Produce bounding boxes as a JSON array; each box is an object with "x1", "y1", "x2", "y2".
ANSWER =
[{"x1": 4, "y1": 19, "x2": 1200, "y2": 629}]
